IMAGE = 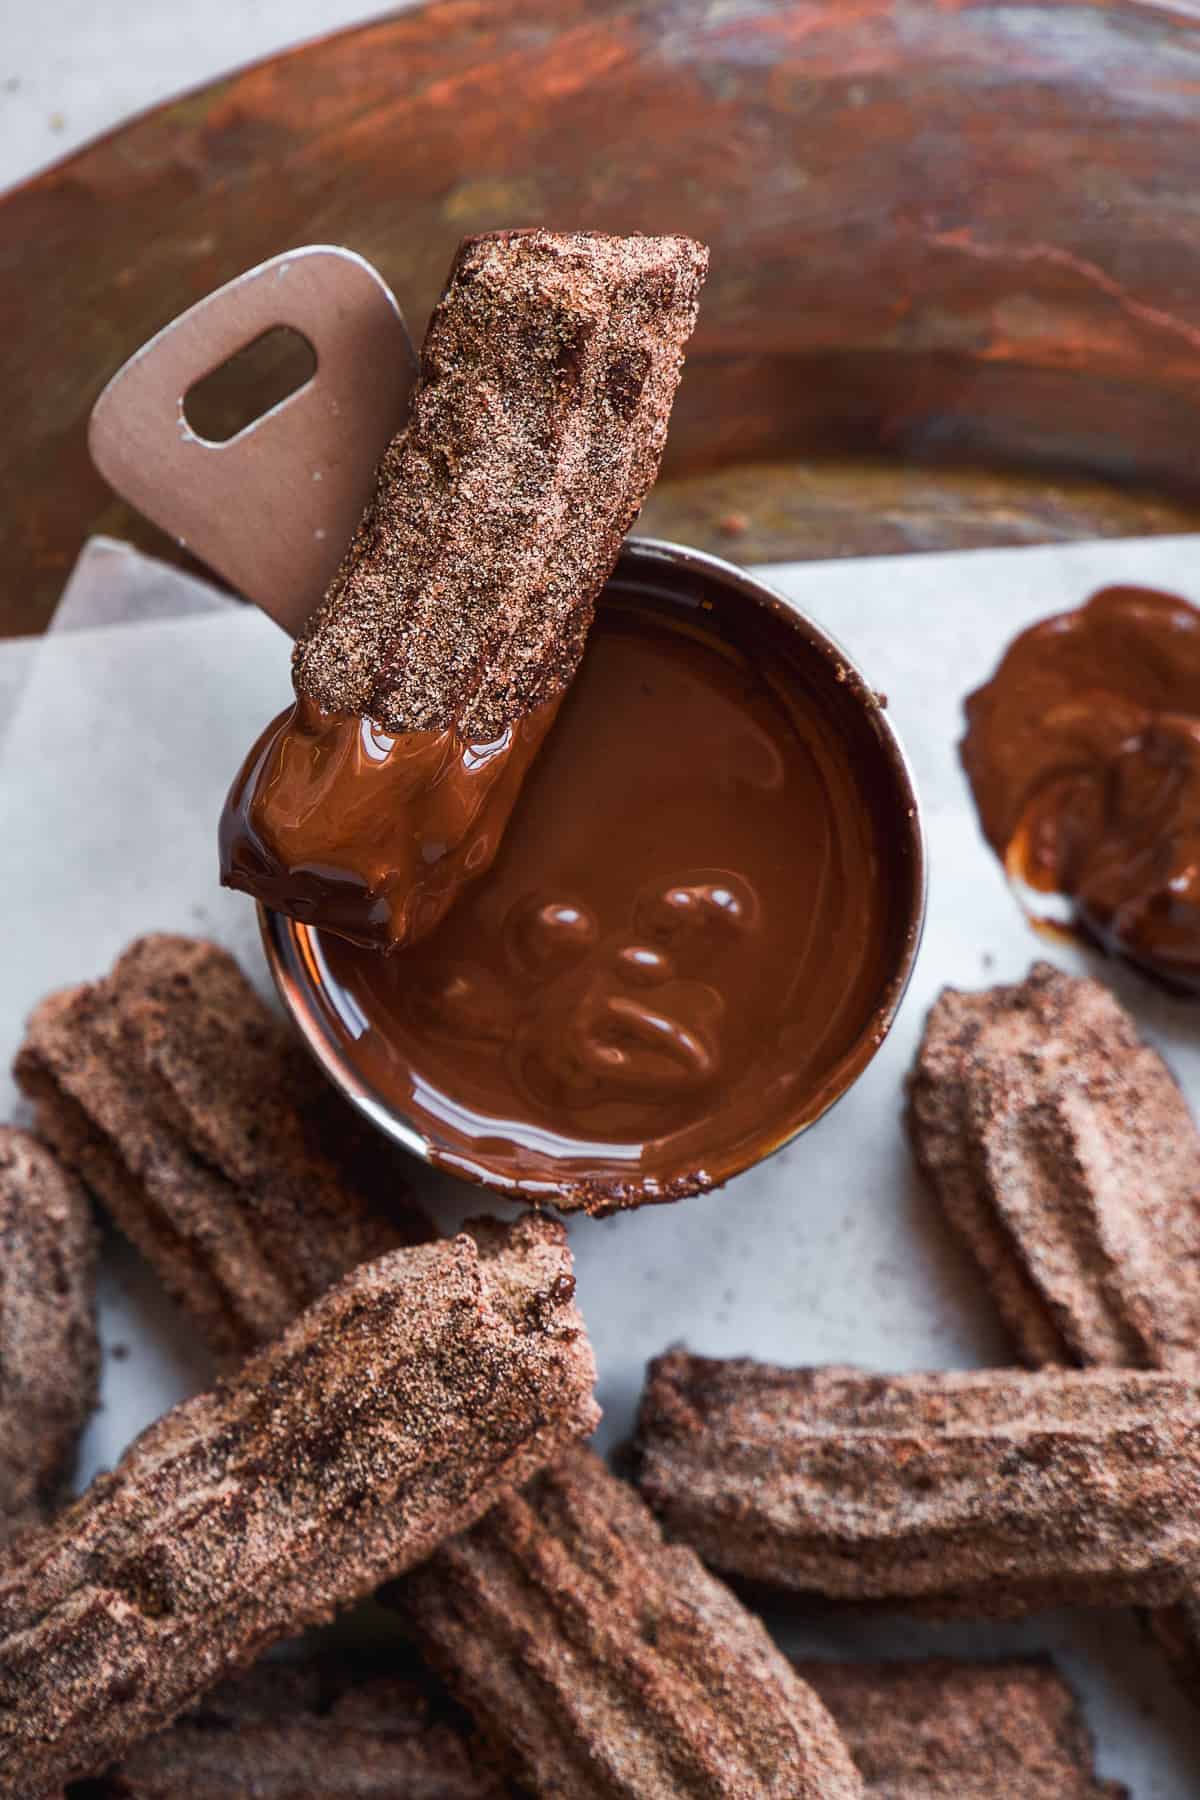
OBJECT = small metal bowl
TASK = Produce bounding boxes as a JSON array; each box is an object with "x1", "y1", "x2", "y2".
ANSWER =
[{"x1": 262, "y1": 537, "x2": 927, "y2": 1202}]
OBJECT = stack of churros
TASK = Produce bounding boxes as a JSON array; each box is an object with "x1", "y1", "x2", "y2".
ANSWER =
[
  {"x1": 5, "y1": 961, "x2": 1167, "y2": 1796},
  {"x1": 8, "y1": 224, "x2": 1193, "y2": 1797},
  {"x1": 0, "y1": 1209, "x2": 599, "y2": 1792},
  {"x1": 15, "y1": 933, "x2": 432, "y2": 1362},
  {"x1": 907, "y1": 961, "x2": 1200, "y2": 1704},
  {"x1": 400, "y1": 1447, "x2": 863, "y2": 1797}
]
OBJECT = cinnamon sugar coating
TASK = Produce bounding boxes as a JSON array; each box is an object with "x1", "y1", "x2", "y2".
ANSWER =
[
  {"x1": 15, "y1": 934, "x2": 431, "y2": 1362},
  {"x1": 94, "y1": 1657, "x2": 506, "y2": 1798},
  {"x1": 0, "y1": 1215, "x2": 598, "y2": 1795},
  {"x1": 293, "y1": 229, "x2": 707, "y2": 738},
  {"x1": 636, "y1": 1353, "x2": 1200, "y2": 1614},
  {"x1": 0, "y1": 1129, "x2": 98, "y2": 1541},
  {"x1": 796, "y1": 1657, "x2": 1124, "y2": 1798},
  {"x1": 907, "y1": 961, "x2": 1200, "y2": 1701},
  {"x1": 400, "y1": 1447, "x2": 863, "y2": 1798},
  {"x1": 906, "y1": 960, "x2": 1200, "y2": 1370}
]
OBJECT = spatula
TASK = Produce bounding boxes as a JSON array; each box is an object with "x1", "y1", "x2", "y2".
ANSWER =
[{"x1": 89, "y1": 245, "x2": 417, "y2": 637}]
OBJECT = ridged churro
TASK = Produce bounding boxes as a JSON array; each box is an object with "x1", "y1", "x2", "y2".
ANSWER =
[
  {"x1": 0, "y1": 1128, "x2": 98, "y2": 1541},
  {"x1": 294, "y1": 230, "x2": 707, "y2": 738},
  {"x1": 222, "y1": 230, "x2": 708, "y2": 950},
  {"x1": 908, "y1": 961, "x2": 1200, "y2": 1699},
  {"x1": 95, "y1": 1658, "x2": 505, "y2": 1798},
  {"x1": 796, "y1": 1657, "x2": 1124, "y2": 1798},
  {"x1": 15, "y1": 933, "x2": 430, "y2": 1362},
  {"x1": 636, "y1": 1353, "x2": 1200, "y2": 1614},
  {"x1": 400, "y1": 1446, "x2": 863, "y2": 1798},
  {"x1": 0, "y1": 1215, "x2": 598, "y2": 1794},
  {"x1": 907, "y1": 961, "x2": 1200, "y2": 1371}
]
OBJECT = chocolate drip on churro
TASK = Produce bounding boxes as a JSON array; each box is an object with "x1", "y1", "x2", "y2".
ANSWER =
[
  {"x1": 0, "y1": 1129, "x2": 98, "y2": 1541},
  {"x1": 399, "y1": 1447, "x2": 863, "y2": 1799},
  {"x1": 635, "y1": 1354, "x2": 1200, "y2": 1614},
  {"x1": 14, "y1": 934, "x2": 431, "y2": 1362},
  {"x1": 222, "y1": 231, "x2": 707, "y2": 951},
  {"x1": 0, "y1": 1215, "x2": 598, "y2": 1794}
]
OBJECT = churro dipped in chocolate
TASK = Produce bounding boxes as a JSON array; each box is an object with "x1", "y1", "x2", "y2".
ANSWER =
[
  {"x1": 0, "y1": 1129, "x2": 98, "y2": 1542},
  {"x1": 95, "y1": 1658, "x2": 505, "y2": 1798},
  {"x1": 795, "y1": 1658, "x2": 1124, "y2": 1798},
  {"x1": 908, "y1": 962, "x2": 1200, "y2": 1702},
  {"x1": 399, "y1": 1446, "x2": 863, "y2": 1799},
  {"x1": 635, "y1": 1353, "x2": 1200, "y2": 1614},
  {"x1": 221, "y1": 229, "x2": 707, "y2": 952},
  {"x1": 14, "y1": 934, "x2": 431, "y2": 1362},
  {"x1": 0, "y1": 1215, "x2": 597, "y2": 1795},
  {"x1": 907, "y1": 962, "x2": 1200, "y2": 1371}
]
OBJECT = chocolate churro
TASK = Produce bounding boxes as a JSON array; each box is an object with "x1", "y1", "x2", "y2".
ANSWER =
[
  {"x1": 221, "y1": 229, "x2": 708, "y2": 951},
  {"x1": 0, "y1": 1129, "x2": 98, "y2": 1541},
  {"x1": 795, "y1": 1658, "x2": 1124, "y2": 1798},
  {"x1": 400, "y1": 1446, "x2": 863, "y2": 1798},
  {"x1": 95, "y1": 1659, "x2": 504, "y2": 1798},
  {"x1": 14, "y1": 934, "x2": 430, "y2": 1362},
  {"x1": 635, "y1": 1353, "x2": 1200, "y2": 1613},
  {"x1": 908, "y1": 961, "x2": 1200, "y2": 1700},
  {"x1": 296, "y1": 230, "x2": 707, "y2": 738},
  {"x1": 906, "y1": 961, "x2": 1200, "y2": 1371},
  {"x1": 0, "y1": 1214, "x2": 598, "y2": 1794}
]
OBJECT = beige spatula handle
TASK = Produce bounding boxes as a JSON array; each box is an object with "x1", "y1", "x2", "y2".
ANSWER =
[{"x1": 88, "y1": 246, "x2": 417, "y2": 637}]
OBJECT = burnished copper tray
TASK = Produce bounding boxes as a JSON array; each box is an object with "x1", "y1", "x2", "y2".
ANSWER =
[{"x1": 5, "y1": 0, "x2": 1200, "y2": 638}]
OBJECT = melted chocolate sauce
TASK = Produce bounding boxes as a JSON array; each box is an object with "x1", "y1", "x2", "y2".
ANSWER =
[
  {"x1": 282, "y1": 570, "x2": 919, "y2": 1208},
  {"x1": 221, "y1": 695, "x2": 560, "y2": 951},
  {"x1": 963, "y1": 585, "x2": 1200, "y2": 994}
]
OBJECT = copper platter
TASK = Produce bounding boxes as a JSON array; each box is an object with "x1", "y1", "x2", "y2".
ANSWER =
[{"x1": 4, "y1": 0, "x2": 1200, "y2": 635}]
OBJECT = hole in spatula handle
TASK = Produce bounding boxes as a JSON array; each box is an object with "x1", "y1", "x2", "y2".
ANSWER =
[
  {"x1": 90, "y1": 246, "x2": 417, "y2": 633},
  {"x1": 183, "y1": 325, "x2": 317, "y2": 445}
]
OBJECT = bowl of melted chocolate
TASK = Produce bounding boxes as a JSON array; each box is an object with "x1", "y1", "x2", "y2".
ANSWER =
[{"x1": 258, "y1": 539, "x2": 925, "y2": 1212}]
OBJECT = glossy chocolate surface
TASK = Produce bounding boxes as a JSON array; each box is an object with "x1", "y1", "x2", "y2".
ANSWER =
[
  {"x1": 220, "y1": 695, "x2": 559, "y2": 952},
  {"x1": 963, "y1": 585, "x2": 1200, "y2": 993},
  {"x1": 279, "y1": 553, "x2": 922, "y2": 1209}
]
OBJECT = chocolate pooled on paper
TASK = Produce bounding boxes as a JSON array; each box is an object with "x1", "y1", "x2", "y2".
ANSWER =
[
  {"x1": 221, "y1": 229, "x2": 707, "y2": 952},
  {"x1": 962, "y1": 584, "x2": 1200, "y2": 992}
]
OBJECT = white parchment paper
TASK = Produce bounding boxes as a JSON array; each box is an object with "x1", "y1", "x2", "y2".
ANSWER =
[
  {"x1": 0, "y1": 538, "x2": 232, "y2": 759},
  {"x1": 4, "y1": 533, "x2": 1200, "y2": 1793}
]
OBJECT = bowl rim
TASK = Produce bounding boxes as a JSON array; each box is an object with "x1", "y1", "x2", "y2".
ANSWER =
[{"x1": 261, "y1": 534, "x2": 928, "y2": 1203}]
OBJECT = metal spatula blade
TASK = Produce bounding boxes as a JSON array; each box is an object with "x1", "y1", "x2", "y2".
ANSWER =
[{"x1": 89, "y1": 245, "x2": 417, "y2": 637}]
